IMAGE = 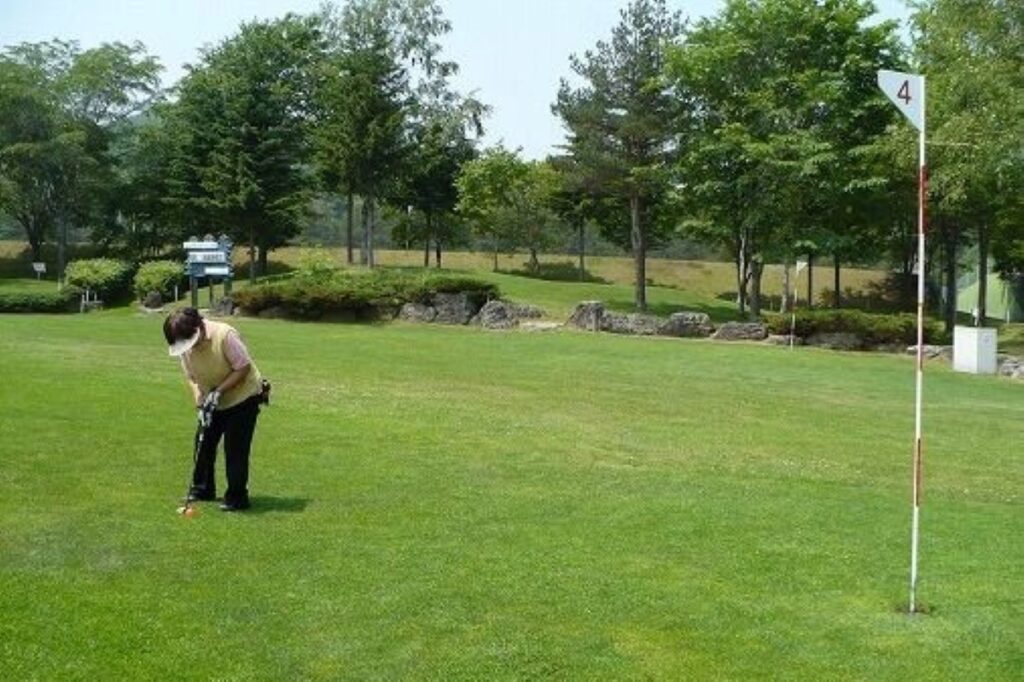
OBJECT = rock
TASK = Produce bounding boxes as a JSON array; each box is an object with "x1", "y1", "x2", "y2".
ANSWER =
[
  {"x1": 212, "y1": 296, "x2": 234, "y2": 317},
  {"x1": 567, "y1": 301, "x2": 605, "y2": 331},
  {"x1": 601, "y1": 312, "x2": 662, "y2": 336},
  {"x1": 142, "y1": 290, "x2": 163, "y2": 309},
  {"x1": 431, "y1": 292, "x2": 478, "y2": 324},
  {"x1": 399, "y1": 302, "x2": 436, "y2": 323},
  {"x1": 806, "y1": 332, "x2": 863, "y2": 351},
  {"x1": 711, "y1": 321, "x2": 767, "y2": 341},
  {"x1": 473, "y1": 300, "x2": 519, "y2": 329},
  {"x1": 765, "y1": 334, "x2": 801, "y2": 346},
  {"x1": 661, "y1": 312, "x2": 714, "y2": 338},
  {"x1": 906, "y1": 344, "x2": 951, "y2": 360},
  {"x1": 998, "y1": 356, "x2": 1022, "y2": 377}
]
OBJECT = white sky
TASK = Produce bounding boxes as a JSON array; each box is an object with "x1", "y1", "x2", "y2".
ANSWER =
[{"x1": 0, "y1": 0, "x2": 913, "y2": 159}]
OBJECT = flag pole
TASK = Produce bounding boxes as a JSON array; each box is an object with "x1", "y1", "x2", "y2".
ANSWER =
[{"x1": 909, "y1": 75, "x2": 927, "y2": 615}]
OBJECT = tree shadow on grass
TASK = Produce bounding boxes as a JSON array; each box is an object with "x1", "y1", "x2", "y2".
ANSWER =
[{"x1": 246, "y1": 495, "x2": 312, "y2": 514}]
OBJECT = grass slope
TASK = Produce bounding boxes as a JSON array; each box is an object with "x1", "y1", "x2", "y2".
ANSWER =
[{"x1": 0, "y1": 311, "x2": 1021, "y2": 679}]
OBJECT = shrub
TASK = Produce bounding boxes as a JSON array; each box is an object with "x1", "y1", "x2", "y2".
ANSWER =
[
  {"x1": 765, "y1": 309, "x2": 939, "y2": 346},
  {"x1": 134, "y1": 260, "x2": 184, "y2": 301},
  {"x1": 233, "y1": 269, "x2": 499, "y2": 320},
  {"x1": 65, "y1": 258, "x2": 135, "y2": 301},
  {"x1": 294, "y1": 248, "x2": 339, "y2": 283},
  {"x1": 0, "y1": 288, "x2": 80, "y2": 313}
]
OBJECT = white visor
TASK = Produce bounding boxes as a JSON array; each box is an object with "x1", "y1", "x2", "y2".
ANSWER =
[{"x1": 168, "y1": 329, "x2": 201, "y2": 357}]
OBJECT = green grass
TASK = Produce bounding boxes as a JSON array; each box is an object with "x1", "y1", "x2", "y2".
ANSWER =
[
  {"x1": 998, "y1": 323, "x2": 1024, "y2": 356},
  {"x1": 0, "y1": 310, "x2": 1021, "y2": 679},
  {"x1": 0, "y1": 277, "x2": 60, "y2": 293}
]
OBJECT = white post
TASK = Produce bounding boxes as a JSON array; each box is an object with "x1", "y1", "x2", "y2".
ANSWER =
[{"x1": 909, "y1": 76, "x2": 927, "y2": 615}]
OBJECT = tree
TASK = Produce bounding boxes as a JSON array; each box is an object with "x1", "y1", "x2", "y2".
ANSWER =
[
  {"x1": 554, "y1": 0, "x2": 683, "y2": 310},
  {"x1": 0, "y1": 41, "x2": 160, "y2": 270},
  {"x1": 172, "y1": 15, "x2": 323, "y2": 279},
  {"x1": 912, "y1": 0, "x2": 1024, "y2": 324},
  {"x1": 398, "y1": 116, "x2": 477, "y2": 267},
  {"x1": 667, "y1": 0, "x2": 901, "y2": 316},
  {"x1": 455, "y1": 147, "x2": 562, "y2": 273}
]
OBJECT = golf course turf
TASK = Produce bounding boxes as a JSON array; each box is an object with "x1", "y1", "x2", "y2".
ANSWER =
[{"x1": 1, "y1": 310, "x2": 1021, "y2": 679}]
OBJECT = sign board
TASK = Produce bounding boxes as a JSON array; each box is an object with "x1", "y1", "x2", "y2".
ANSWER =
[
  {"x1": 187, "y1": 251, "x2": 228, "y2": 264},
  {"x1": 183, "y1": 240, "x2": 221, "y2": 251},
  {"x1": 183, "y1": 235, "x2": 233, "y2": 280},
  {"x1": 32, "y1": 262, "x2": 46, "y2": 274},
  {"x1": 877, "y1": 70, "x2": 924, "y2": 131}
]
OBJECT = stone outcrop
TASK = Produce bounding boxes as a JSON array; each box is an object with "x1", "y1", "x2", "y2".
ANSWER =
[
  {"x1": 432, "y1": 292, "x2": 478, "y2": 325},
  {"x1": 998, "y1": 356, "x2": 1024, "y2": 379},
  {"x1": 399, "y1": 302, "x2": 436, "y2": 323},
  {"x1": 601, "y1": 312, "x2": 663, "y2": 336},
  {"x1": 567, "y1": 301, "x2": 605, "y2": 331},
  {"x1": 662, "y1": 312, "x2": 714, "y2": 338},
  {"x1": 765, "y1": 334, "x2": 801, "y2": 346},
  {"x1": 472, "y1": 299, "x2": 546, "y2": 330},
  {"x1": 711, "y1": 321, "x2": 767, "y2": 342},
  {"x1": 142, "y1": 291, "x2": 163, "y2": 309}
]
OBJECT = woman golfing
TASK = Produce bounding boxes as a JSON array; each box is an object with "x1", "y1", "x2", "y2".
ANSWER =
[{"x1": 164, "y1": 307, "x2": 265, "y2": 511}]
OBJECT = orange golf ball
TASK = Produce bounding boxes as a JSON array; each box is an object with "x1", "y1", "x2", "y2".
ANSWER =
[{"x1": 184, "y1": 507, "x2": 196, "y2": 518}]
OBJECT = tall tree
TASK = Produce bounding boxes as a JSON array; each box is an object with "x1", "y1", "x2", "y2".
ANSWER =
[
  {"x1": 912, "y1": 0, "x2": 1024, "y2": 324},
  {"x1": 173, "y1": 14, "x2": 322, "y2": 280},
  {"x1": 667, "y1": 0, "x2": 901, "y2": 316},
  {"x1": 0, "y1": 41, "x2": 160, "y2": 269},
  {"x1": 554, "y1": 0, "x2": 683, "y2": 310}
]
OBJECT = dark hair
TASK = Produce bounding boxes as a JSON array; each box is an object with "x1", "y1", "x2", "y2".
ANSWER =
[{"x1": 163, "y1": 307, "x2": 204, "y2": 345}]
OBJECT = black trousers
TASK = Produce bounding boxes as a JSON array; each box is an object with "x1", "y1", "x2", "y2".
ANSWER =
[{"x1": 190, "y1": 395, "x2": 260, "y2": 505}]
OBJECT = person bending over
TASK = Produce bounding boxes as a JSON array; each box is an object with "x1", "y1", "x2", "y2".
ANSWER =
[{"x1": 163, "y1": 307, "x2": 264, "y2": 511}]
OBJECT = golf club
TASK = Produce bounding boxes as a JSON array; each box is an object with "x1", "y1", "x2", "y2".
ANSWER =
[{"x1": 178, "y1": 398, "x2": 215, "y2": 516}]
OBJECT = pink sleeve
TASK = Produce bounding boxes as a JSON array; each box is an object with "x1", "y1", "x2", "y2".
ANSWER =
[{"x1": 223, "y1": 330, "x2": 252, "y2": 370}]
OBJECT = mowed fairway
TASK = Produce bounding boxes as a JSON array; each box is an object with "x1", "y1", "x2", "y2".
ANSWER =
[{"x1": 1, "y1": 312, "x2": 1022, "y2": 679}]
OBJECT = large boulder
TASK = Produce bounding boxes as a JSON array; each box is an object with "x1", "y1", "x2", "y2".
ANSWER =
[
  {"x1": 998, "y1": 356, "x2": 1023, "y2": 378},
  {"x1": 472, "y1": 299, "x2": 546, "y2": 329},
  {"x1": 601, "y1": 312, "x2": 663, "y2": 336},
  {"x1": 711, "y1": 321, "x2": 768, "y2": 341},
  {"x1": 399, "y1": 302, "x2": 436, "y2": 323},
  {"x1": 432, "y1": 292, "x2": 479, "y2": 324},
  {"x1": 765, "y1": 334, "x2": 801, "y2": 346},
  {"x1": 567, "y1": 301, "x2": 605, "y2": 331},
  {"x1": 806, "y1": 332, "x2": 863, "y2": 351},
  {"x1": 142, "y1": 290, "x2": 163, "y2": 309},
  {"x1": 661, "y1": 312, "x2": 714, "y2": 338},
  {"x1": 212, "y1": 296, "x2": 234, "y2": 317}
]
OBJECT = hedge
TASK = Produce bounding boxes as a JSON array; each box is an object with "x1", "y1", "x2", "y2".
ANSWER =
[
  {"x1": 232, "y1": 270, "x2": 499, "y2": 319},
  {"x1": 134, "y1": 260, "x2": 184, "y2": 301},
  {"x1": 766, "y1": 309, "x2": 939, "y2": 346},
  {"x1": 0, "y1": 288, "x2": 80, "y2": 313},
  {"x1": 65, "y1": 258, "x2": 135, "y2": 301}
]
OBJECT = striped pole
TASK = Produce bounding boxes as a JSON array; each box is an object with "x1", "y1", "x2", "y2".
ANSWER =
[{"x1": 909, "y1": 76, "x2": 927, "y2": 614}]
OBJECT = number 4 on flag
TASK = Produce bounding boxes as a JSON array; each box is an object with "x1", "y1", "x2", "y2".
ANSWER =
[{"x1": 878, "y1": 70, "x2": 924, "y2": 131}]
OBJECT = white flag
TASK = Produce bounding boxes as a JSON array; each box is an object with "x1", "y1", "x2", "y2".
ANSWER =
[{"x1": 878, "y1": 70, "x2": 924, "y2": 131}]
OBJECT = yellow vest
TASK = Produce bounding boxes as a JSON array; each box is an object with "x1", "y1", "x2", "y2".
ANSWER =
[{"x1": 186, "y1": 320, "x2": 262, "y2": 410}]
